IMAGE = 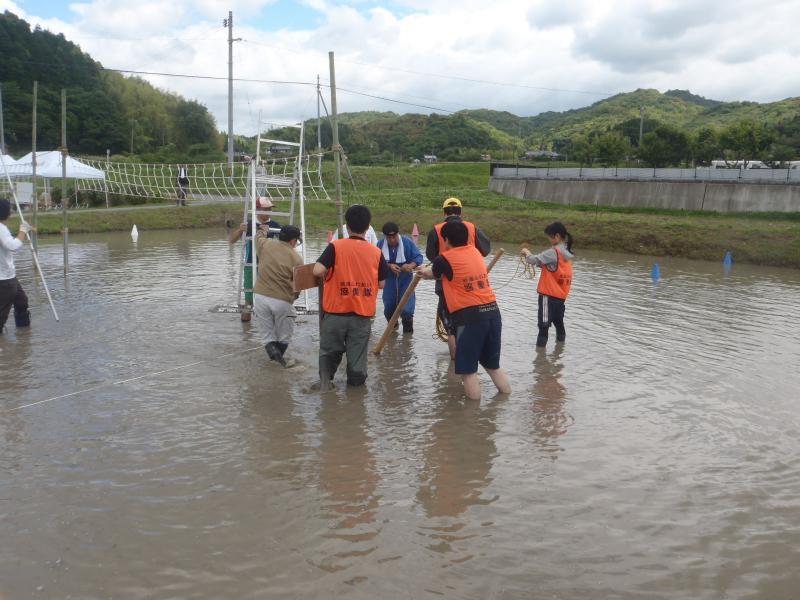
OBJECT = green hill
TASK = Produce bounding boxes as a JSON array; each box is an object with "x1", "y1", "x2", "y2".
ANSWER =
[
  {"x1": 0, "y1": 11, "x2": 222, "y2": 160},
  {"x1": 459, "y1": 89, "x2": 800, "y2": 148}
]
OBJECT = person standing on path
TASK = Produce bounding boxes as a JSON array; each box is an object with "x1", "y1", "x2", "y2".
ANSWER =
[
  {"x1": 376, "y1": 221, "x2": 424, "y2": 333},
  {"x1": 0, "y1": 199, "x2": 32, "y2": 334},
  {"x1": 313, "y1": 205, "x2": 389, "y2": 389}
]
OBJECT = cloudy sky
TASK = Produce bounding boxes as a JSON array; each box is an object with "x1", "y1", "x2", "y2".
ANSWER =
[{"x1": 4, "y1": 0, "x2": 800, "y2": 134}]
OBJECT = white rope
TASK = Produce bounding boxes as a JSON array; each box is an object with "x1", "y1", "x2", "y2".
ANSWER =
[{"x1": 5, "y1": 345, "x2": 264, "y2": 412}]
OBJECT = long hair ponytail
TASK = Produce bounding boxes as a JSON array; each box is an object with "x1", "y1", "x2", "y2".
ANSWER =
[{"x1": 544, "y1": 221, "x2": 573, "y2": 253}]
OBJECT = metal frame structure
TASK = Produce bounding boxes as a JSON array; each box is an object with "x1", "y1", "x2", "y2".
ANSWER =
[{"x1": 237, "y1": 120, "x2": 314, "y2": 313}]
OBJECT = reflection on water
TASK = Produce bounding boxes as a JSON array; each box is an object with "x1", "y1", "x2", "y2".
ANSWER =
[
  {"x1": 316, "y1": 392, "x2": 381, "y2": 574},
  {"x1": 2, "y1": 229, "x2": 800, "y2": 598},
  {"x1": 531, "y1": 345, "x2": 572, "y2": 459}
]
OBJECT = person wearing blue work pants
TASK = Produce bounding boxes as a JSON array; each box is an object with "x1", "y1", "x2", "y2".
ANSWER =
[{"x1": 376, "y1": 222, "x2": 424, "y2": 334}]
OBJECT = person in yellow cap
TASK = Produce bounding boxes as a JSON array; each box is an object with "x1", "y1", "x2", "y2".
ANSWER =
[{"x1": 425, "y1": 197, "x2": 491, "y2": 359}]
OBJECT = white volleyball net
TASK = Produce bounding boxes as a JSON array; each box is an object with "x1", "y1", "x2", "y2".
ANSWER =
[{"x1": 73, "y1": 153, "x2": 330, "y2": 204}]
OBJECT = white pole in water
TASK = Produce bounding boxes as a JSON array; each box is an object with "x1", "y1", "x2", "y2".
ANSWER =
[
  {"x1": 0, "y1": 154, "x2": 59, "y2": 321},
  {"x1": 131, "y1": 224, "x2": 139, "y2": 240}
]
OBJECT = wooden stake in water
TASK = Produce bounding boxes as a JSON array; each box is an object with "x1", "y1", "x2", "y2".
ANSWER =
[
  {"x1": 61, "y1": 89, "x2": 69, "y2": 274},
  {"x1": 372, "y1": 273, "x2": 422, "y2": 355}
]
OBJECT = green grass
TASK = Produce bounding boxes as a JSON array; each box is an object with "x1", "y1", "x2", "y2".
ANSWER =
[{"x1": 9, "y1": 161, "x2": 800, "y2": 268}]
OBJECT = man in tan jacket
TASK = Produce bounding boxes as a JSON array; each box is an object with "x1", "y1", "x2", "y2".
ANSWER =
[{"x1": 253, "y1": 225, "x2": 303, "y2": 367}]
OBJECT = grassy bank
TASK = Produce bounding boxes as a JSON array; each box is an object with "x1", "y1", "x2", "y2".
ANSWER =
[{"x1": 9, "y1": 162, "x2": 800, "y2": 268}]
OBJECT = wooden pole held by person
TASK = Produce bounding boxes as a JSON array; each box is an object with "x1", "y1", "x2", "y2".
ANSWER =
[
  {"x1": 372, "y1": 273, "x2": 422, "y2": 355},
  {"x1": 487, "y1": 248, "x2": 505, "y2": 272}
]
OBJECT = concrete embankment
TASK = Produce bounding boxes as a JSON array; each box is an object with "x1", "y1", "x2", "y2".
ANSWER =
[{"x1": 489, "y1": 177, "x2": 800, "y2": 213}]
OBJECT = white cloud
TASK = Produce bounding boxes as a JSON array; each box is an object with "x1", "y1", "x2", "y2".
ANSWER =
[{"x1": 8, "y1": 0, "x2": 800, "y2": 135}]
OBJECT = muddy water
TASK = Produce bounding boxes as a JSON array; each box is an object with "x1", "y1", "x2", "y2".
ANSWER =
[{"x1": 2, "y1": 229, "x2": 799, "y2": 599}]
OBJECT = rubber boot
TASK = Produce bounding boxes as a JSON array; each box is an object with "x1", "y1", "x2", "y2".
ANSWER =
[
  {"x1": 14, "y1": 309, "x2": 31, "y2": 328},
  {"x1": 401, "y1": 316, "x2": 413, "y2": 333},
  {"x1": 265, "y1": 342, "x2": 286, "y2": 367},
  {"x1": 320, "y1": 373, "x2": 334, "y2": 392}
]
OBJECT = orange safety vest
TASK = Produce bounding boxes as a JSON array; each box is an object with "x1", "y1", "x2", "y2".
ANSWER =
[
  {"x1": 537, "y1": 248, "x2": 573, "y2": 300},
  {"x1": 435, "y1": 220, "x2": 478, "y2": 256},
  {"x1": 440, "y1": 245, "x2": 497, "y2": 313},
  {"x1": 323, "y1": 238, "x2": 382, "y2": 317}
]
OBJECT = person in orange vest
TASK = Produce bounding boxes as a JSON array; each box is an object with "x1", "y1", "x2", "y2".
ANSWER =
[
  {"x1": 521, "y1": 221, "x2": 574, "y2": 347},
  {"x1": 425, "y1": 197, "x2": 491, "y2": 359},
  {"x1": 418, "y1": 221, "x2": 511, "y2": 401},
  {"x1": 313, "y1": 205, "x2": 389, "y2": 389}
]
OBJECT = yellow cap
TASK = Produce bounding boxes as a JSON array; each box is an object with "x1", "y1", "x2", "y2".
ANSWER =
[{"x1": 442, "y1": 197, "x2": 462, "y2": 209}]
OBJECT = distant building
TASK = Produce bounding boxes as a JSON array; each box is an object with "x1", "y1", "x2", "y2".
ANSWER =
[
  {"x1": 481, "y1": 154, "x2": 492, "y2": 161},
  {"x1": 423, "y1": 155, "x2": 438, "y2": 164},
  {"x1": 268, "y1": 145, "x2": 292, "y2": 155},
  {"x1": 522, "y1": 150, "x2": 559, "y2": 160}
]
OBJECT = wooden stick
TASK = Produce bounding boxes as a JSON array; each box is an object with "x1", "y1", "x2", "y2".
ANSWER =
[
  {"x1": 487, "y1": 248, "x2": 505, "y2": 272},
  {"x1": 372, "y1": 272, "x2": 422, "y2": 355}
]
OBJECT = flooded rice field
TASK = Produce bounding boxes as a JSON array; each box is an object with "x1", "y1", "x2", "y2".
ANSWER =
[{"x1": 2, "y1": 228, "x2": 800, "y2": 599}]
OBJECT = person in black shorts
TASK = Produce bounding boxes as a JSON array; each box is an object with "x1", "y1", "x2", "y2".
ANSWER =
[{"x1": 418, "y1": 221, "x2": 511, "y2": 401}]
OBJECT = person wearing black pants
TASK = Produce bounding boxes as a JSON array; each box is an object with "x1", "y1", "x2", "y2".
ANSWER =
[
  {"x1": 522, "y1": 221, "x2": 574, "y2": 348},
  {"x1": 0, "y1": 199, "x2": 32, "y2": 333},
  {"x1": 537, "y1": 293, "x2": 566, "y2": 347}
]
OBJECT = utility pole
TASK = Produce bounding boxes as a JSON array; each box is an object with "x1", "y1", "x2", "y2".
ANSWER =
[
  {"x1": 130, "y1": 118, "x2": 136, "y2": 154},
  {"x1": 317, "y1": 74, "x2": 323, "y2": 186},
  {"x1": 328, "y1": 51, "x2": 344, "y2": 239},
  {"x1": 61, "y1": 89, "x2": 69, "y2": 274},
  {"x1": 224, "y1": 11, "x2": 241, "y2": 174}
]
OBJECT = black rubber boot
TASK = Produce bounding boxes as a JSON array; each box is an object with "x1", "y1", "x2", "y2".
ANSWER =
[
  {"x1": 401, "y1": 316, "x2": 413, "y2": 333},
  {"x1": 265, "y1": 342, "x2": 286, "y2": 367},
  {"x1": 14, "y1": 309, "x2": 31, "y2": 328}
]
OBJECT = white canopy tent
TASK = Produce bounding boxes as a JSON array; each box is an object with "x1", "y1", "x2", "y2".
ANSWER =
[
  {"x1": 0, "y1": 153, "x2": 18, "y2": 167},
  {"x1": 12, "y1": 151, "x2": 105, "y2": 179}
]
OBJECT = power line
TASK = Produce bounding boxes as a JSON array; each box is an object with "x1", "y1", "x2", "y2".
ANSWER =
[{"x1": 12, "y1": 59, "x2": 457, "y2": 113}]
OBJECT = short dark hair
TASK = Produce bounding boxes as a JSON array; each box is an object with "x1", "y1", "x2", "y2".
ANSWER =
[
  {"x1": 443, "y1": 206, "x2": 462, "y2": 217},
  {"x1": 279, "y1": 225, "x2": 301, "y2": 243},
  {"x1": 0, "y1": 199, "x2": 11, "y2": 221},
  {"x1": 381, "y1": 221, "x2": 399, "y2": 236},
  {"x1": 441, "y1": 221, "x2": 468, "y2": 247},
  {"x1": 345, "y1": 204, "x2": 371, "y2": 234}
]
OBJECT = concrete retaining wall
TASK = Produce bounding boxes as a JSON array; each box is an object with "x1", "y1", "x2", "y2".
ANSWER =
[{"x1": 488, "y1": 177, "x2": 800, "y2": 213}]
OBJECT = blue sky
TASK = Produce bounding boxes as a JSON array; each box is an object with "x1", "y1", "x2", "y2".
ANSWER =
[{"x1": 17, "y1": 0, "x2": 415, "y2": 32}]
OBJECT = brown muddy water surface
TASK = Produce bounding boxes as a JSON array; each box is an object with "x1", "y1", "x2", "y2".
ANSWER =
[{"x1": 2, "y1": 229, "x2": 800, "y2": 599}]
